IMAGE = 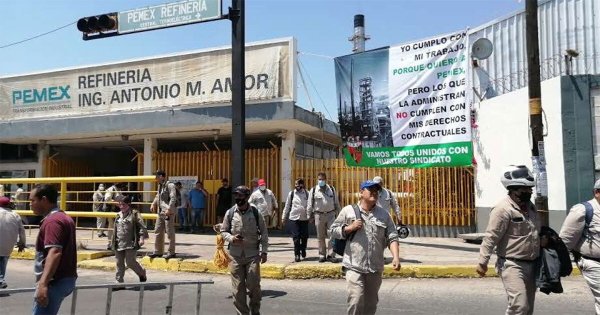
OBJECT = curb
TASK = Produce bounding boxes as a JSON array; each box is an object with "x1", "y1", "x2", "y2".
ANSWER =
[
  {"x1": 11, "y1": 248, "x2": 114, "y2": 262},
  {"x1": 76, "y1": 257, "x2": 502, "y2": 279},
  {"x1": 13, "y1": 250, "x2": 582, "y2": 279}
]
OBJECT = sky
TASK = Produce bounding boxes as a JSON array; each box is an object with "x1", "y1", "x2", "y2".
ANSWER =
[{"x1": 0, "y1": 0, "x2": 524, "y2": 123}]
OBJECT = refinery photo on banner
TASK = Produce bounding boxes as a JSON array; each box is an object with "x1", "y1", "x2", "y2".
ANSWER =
[{"x1": 335, "y1": 31, "x2": 472, "y2": 168}]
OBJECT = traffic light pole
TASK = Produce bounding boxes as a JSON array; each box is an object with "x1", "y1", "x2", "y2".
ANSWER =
[
  {"x1": 229, "y1": 0, "x2": 245, "y2": 190},
  {"x1": 525, "y1": 0, "x2": 549, "y2": 226}
]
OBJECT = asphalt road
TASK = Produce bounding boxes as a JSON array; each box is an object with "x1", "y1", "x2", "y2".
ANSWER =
[{"x1": 0, "y1": 259, "x2": 595, "y2": 315}]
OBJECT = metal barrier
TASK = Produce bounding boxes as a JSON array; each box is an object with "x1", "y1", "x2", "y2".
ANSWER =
[
  {"x1": 293, "y1": 158, "x2": 475, "y2": 227},
  {"x1": 0, "y1": 279, "x2": 213, "y2": 315},
  {"x1": 13, "y1": 210, "x2": 159, "y2": 240},
  {"x1": 0, "y1": 176, "x2": 156, "y2": 211},
  {"x1": 0, "y1": 176, "x2": 159, "y2": 238}
]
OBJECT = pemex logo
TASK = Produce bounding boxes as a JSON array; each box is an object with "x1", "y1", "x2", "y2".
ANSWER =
[{"x1": 12, "y1": 85, "x2": 71, "y2": 106}]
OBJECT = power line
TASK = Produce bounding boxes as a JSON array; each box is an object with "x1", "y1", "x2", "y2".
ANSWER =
[
  {"x1": 297, "y1": 57, "x2": 335, "y2": 122},
  {"x1": 298, "y1": 51, "x2": 334, "y2": 60},
  {"x1": 0, "y1": 21, "x2": 76, "y2": 49}
]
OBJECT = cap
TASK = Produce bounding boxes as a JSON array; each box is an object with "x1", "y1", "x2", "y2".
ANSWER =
[
  {"x1": 594, "y1": 179, "x2": 600, "y2": 189},
  {"x1": 116, "y1": 195, "x2": 132, "y2": 204},
  {"x1": 373, "y1": 176, "x2": 383, "y2": 184},
  {"x1": 360, "y1": 180, "x2": 381, "y2": 191},
  {"x1": 258, "y1": 179, "x2": 266, "y2": 186},
  {"x1": 155, "y1": 170, "x2": 166, "y2": 177},
  {"x1": 233, "y1": 185, "x2": 251, "y2": 196},
  {"x1": 0, "y1": 196, "x2": 10, "y2": 206}
]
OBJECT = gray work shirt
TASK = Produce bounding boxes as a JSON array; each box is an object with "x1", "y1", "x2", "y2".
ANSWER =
[
  {"x1": 282, "y1": 189, "x2": 309, "y2": 221},
  {"x1": 330, "y1": 203, "x2": 399, "y2": 274},
  {"x1": 307, "y1": 185, "x2": 341, "y2": 217},
  {"x1": 377, "y1": 188, "x2": 401, "y2": 218},
  {"x1": 560, "y1": 198, "x2": 600, "y2": 258},
  {"x1": 478, "y1": 196, "x2": 540, "y2": 266},
  {"x1": 221, "y1": 205, "x2": 269, "y2": 258},
  {"x1": 114, "y1": 209, "x2": 148, "y2": 251},
  {"x1": 154, "y1": 181, "x2": 177, "y2": 212}
]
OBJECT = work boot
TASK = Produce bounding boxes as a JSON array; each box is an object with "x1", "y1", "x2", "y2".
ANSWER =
[
  {"x1": 148, "y1": 253, "x2": 162, "y2": 259},
  {"x1": 326, "y1": 255, "x2": 337, "y2": 263},
  {"x1": 301, "y1": 249, "x2": 307, "y2": 258},
  {"x1": 295, "y1": 255, "x2": 301, "y2": 262},
  {"x1": 164, "y1": 253, "x2": 177, "y2": 259},
  {"x1": 319, "y1": 257, "x2": 326, "y2": 263}
]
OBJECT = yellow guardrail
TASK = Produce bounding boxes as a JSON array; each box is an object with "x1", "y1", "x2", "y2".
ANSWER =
[
  {"x1": 0, "y1": 176, "x2": 156, "y2": 210},
  {"x1": 14, "y1": 210, "x2": 157, "y2": 220}
]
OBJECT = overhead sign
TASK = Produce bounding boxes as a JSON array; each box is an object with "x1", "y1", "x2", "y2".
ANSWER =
[
  {"x1": 118, "y1": 0, "x2": 222, "y2": 34},
  {"x1": 335, "y1": 31, "x2": 472, "y2": 168},
  {"x1": 0, "y1": 39, "x2": 293, "y2": 120}
]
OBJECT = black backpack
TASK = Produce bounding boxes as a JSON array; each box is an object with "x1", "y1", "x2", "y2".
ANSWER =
[{"x1": 332, "y1": 205, "x2": 362, "y2": 256}]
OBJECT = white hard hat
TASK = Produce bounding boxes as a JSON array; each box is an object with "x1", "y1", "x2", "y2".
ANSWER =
[
  {"x1": 500, "y1": 165, "x2": 535, "y2": 189},
  {"x1": 373, "y1": 176, "x2": 383, "y2": 184}
]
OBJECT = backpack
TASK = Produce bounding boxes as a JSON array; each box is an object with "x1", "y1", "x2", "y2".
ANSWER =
[
  {"x1": 165, "y1": 181, "x2": 182, "y2": 207},
  {"x1": 332, "y1": 204, "x2": 362, "y2": 256},
  {"x1": 583, "y1": 201, "x2": 595, "y2": 239},
  {"x1": 572, "y1": 201, "x2": 595, "y2": 262}
]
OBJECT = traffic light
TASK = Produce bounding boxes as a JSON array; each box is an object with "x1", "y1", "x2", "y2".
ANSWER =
[{"x1": 77, "y1": 13, "x2": 118, "y2": 34}]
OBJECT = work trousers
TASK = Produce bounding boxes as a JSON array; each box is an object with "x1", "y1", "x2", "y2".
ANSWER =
[
  {"x1": 0, "y1": 256, "x2": 8, "y2": 286},
  {"x1": 93, "y1": 206, "x2": 105, "y2": 236},
  {"x1": 345, "y1": 269, "x2": 382, "y2": 315},
  {"x1": 579, "y1": 257, "x2": 600, "y2": 315},
  {"x1": 315, "y1": 211, "x2": 336, "y2": 258},
  {"x1": 230, "y1": 255, "x2": 261, "y2": 315},
  {"x1": 290, "y1": 220, "x2": 309, "y2": 256},
  {"x1": 154, "y1": 212, "x2": 176, "y2": 255},
  {"x1": 497, "y1": 258, "x2": 536, "y2": 315},
  {"x1": 115, "y1": 249, "x2": 146, "y2": 282}
]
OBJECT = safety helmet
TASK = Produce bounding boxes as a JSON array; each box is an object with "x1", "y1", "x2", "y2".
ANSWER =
[
  {"x1": 500, "y1": 165, "x2": 535, "y2": 189},
  {"x1": 397, "y1": 224, "x2": 410, "y2": 239},
  {"x1": 233, "y1": 185, "x2": 251, "y2": 196}
]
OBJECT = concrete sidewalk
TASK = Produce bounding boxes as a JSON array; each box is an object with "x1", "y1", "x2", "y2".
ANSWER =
[{"x1": 12, "y1": 228, "x2": 555, "y2": 279}]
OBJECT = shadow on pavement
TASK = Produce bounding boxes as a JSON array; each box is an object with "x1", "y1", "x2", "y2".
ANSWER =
[
  {"x1": 262, "y1": 290, "x2": 287, "y2": 298},
  {"x1": 131, "y1": 284, "x2": 167, "y2": 291}
]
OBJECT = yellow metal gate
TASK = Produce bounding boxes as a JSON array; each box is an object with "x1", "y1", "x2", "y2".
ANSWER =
[
  {"x1": 141, "y1": 148, "x2": 281, "y2": 226},
  {"x1": 292, "y1": 158, "x2": 474, "y2": 227}
]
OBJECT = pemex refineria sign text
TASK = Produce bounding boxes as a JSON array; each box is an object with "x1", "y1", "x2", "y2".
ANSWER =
[{"x1": 0, "y1": 39, "x2": 292, "y2": 119}]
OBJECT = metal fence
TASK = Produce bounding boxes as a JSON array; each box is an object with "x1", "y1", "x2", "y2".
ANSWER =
[
  {"x1": 0, "y1": 279, "x2": 213, "y2": 315},
  {"x1": 293, "y1": 158, "x2": 475, "y2": 227}
]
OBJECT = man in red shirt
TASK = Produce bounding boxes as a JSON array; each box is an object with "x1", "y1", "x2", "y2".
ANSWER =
[{"x1": 30, "y1": 184, "x2": 77, "y2": 315}]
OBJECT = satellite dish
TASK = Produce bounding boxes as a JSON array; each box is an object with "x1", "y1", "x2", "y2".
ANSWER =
[{"x1": 471, "y1": 38, "x2": 494, "y2": 60}]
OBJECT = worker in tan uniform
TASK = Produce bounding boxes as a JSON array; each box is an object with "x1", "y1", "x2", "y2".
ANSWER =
[
  {"x1": 476, "y1": 165, "x2": 540, "y2": 315},
  {"x1": 307, "y1": 172, "x2": 341, "y2": 263},
  {"x1": 560, "y1": 179, "x2": 600, "y2": 314},
  {"x1": 149, "y1": 170, "x2": 178, "y2": 259},
  {"x1": 221, "y1": 186, "x2": 269, "y2": 315}
]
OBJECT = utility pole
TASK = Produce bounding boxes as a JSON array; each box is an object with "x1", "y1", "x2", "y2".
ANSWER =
[
  {"x1": 525, "y1": 0, "x2": 549, "y2": 226},
  {"x1": 230, "y1": 0, "x2": 245, "y2": 190}
]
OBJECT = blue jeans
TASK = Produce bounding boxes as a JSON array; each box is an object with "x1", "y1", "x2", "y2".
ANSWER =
[
  {"x1": 177, "y1": 207, "x2": 188, "y2": 228},
  {"x1": 33, "y1": 277, "x2": 77, "y2": 315},
  {"x1": 0, "y1": 256, "x2": 8, "y2": 286},
  {"x1": 191, "y1": 208, "x2": 204, "y2": 231}
]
